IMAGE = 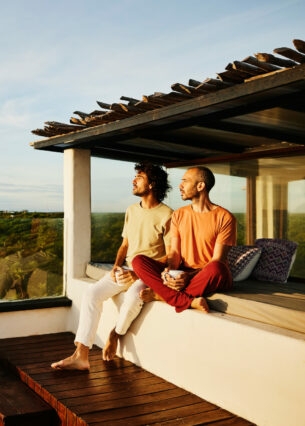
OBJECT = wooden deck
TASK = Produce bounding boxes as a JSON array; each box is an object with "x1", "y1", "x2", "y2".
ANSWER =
[{"x1": 0, "y1": 332, "x2": 254, "y2": 426}]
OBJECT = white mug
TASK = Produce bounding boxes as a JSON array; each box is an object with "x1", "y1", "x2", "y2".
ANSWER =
[
  {"x1": 167, "y1": 269, "x2": 184, "y2": 279},
  {"x1": 115, "y1": 266, "x2": 131, "y2": 286}
]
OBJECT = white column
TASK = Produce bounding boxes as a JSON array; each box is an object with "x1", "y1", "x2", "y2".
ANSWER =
[{"x1": 64, "y1": 149, "x2": 91, "y2": 286}]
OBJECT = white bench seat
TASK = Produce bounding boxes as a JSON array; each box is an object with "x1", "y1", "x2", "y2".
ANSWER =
[{"x1": 82, "y1": 263, "x2": 305, "y2": 426}]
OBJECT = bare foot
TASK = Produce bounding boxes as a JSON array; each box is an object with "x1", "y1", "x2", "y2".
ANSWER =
[
  {"x1": 51, "y1": 350, "x2": 90, "y2": 371},
  {"x1": 103, "y1": 328, "x2": 119, "y2": 361},
  {"x1": 191, "y1": 297, "x2": 210, "y2": 313},
  {"x1": 139, "y1": 288, "x2": 163, "y2": 302}
]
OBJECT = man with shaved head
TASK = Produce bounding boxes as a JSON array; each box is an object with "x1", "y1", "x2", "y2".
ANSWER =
[{"x1": 132, "y1": 166, "x2": 236, "y2": 313}]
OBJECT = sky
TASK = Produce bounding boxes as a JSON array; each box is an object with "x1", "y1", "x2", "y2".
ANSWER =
[{"x1": 0, "y1": 0, "x2": 304, "y2": 212}]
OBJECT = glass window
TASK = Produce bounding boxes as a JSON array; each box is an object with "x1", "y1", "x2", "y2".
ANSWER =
[
  {"x1": 0, "y1": 211, "x2": 63, "y2": 301},
  {"x1": 288, "y1": 179, "x2": 305, "y2": 279},
  {"x1": 168, "y1": 156, "x2": 304, "y2": 280},
  {"x1": 91, "y1": 159, "x2": 134, "y2": 262},
  {"x1": 91, "y1": 155, "x2": 305, "y2": 280}
]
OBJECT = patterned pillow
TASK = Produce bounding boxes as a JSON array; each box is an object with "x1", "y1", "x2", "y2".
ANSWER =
[
  {"x1": 228, "y1": 246, "x2": 262, "y2": 282},
  {"x1": 251, "y1": 238, "x2": 298, "y2": 283}
]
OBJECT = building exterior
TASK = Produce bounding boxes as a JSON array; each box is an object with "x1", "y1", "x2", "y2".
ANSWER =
[{"x1": 1, "y1": 38, "x2": 305, "y2": 426}]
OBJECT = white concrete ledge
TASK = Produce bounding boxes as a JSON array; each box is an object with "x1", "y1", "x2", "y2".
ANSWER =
[{"x1": 4, "y1": 276, "x2": 304, "y2": 426}]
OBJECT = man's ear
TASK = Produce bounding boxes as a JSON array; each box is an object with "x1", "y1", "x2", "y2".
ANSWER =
[{"x1": 197, "y1": 181, "x2": 205, "y2": 191}]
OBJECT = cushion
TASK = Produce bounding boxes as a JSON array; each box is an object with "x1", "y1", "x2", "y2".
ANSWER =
[
  {"x1": 251, "y1": 238, "x2": 298, "y2": 283},
  {"x1": 228, "y1": 246, "x2": 262, "y2": 282}
]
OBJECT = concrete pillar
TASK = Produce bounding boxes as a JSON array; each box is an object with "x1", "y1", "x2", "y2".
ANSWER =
[{"x1": 64, "y1": 149, "x2": 91, "y2": 287}]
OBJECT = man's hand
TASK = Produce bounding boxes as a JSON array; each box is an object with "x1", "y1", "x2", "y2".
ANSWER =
[
  {"x1": 161, "y1": 268, "x2": 187, "y2": 291},
  {"x1": 112, "y1": 266, "x2": 137, "y2": 287}
]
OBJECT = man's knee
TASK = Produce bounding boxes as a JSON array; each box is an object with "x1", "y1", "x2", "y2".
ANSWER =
[
  {"x1": 207, "y1": 260, "x2": 232, "y2": 289},
  {"x1": 207, "y1": 260, "x2": 228, "y2": 274},
  {"x1": 124, "y1": 284, "x2": 143, "y2": 306},
  {"x1": 85, "y1": 283, "x2": 102, "y2": 306},
  {"x1": 132, "y1": 254, "x2": 146, "y2": 270}
]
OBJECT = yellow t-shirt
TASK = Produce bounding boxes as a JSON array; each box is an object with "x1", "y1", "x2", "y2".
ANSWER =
[
  {"x1": 122, "y1": 202, "x2": 173, "y2": 267},
  {"x1": 171, "y1": 205, "x2": 236, "y2": 269}
]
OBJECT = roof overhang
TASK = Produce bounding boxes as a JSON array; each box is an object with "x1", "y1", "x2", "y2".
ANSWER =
[{"x1": 31, "y1": 63, "x2": 305, "y2": 167}]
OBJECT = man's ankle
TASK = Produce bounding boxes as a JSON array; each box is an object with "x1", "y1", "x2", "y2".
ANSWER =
[{"x1": 110, "y1": 328, "x2": 120, "y2": 340}]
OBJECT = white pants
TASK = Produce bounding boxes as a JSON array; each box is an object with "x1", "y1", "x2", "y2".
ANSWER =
[{"x1": 75, "y1": 272, "x2": 146, "y2": 348}]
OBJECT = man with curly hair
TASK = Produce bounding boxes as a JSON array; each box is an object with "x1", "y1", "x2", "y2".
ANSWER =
[{"x1": 51, "y1": 163, "x2": 172, "y2": 370}]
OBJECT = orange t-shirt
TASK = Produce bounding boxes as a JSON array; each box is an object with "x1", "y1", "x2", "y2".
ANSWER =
[{"x1": 170, "y1": 205, "x2": 236, "y2": 269}]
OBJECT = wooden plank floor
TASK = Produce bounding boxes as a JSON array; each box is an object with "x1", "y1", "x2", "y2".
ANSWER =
[{"x1": 0, "y1": 332, "x2": 255, "y2": 426}]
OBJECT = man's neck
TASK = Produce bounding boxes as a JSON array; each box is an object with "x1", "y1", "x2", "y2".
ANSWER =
[
  {"x1": 191, "y1": 196, "x2": 215, "y2": 213},
  {"x1": 140, "y1": 195, "x2": 160, "y2": 209}
]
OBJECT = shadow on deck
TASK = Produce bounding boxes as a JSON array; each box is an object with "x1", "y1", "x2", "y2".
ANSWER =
[{"x1": 0, "y1": 332, "x2": 254, "y2": 426}]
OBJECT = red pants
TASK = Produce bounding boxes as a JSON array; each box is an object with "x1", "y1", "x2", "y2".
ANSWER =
[{"x1": 132, "y1": 255, "x2": 233, "y2": 312}]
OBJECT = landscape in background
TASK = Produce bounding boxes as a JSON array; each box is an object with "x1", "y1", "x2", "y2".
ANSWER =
[
  {"x1": 1, "y1": 211, "x2": 304, "y2": 301},
  {"x1": 0, "y1": 211, "x2": 63, "y2": 301}
]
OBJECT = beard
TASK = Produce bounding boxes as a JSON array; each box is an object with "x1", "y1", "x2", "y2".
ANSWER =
[
  {"x1": 180, "y1": 190, "x2": 191, "y2": 200},
  {"x1": 180, "y1": 188, "x2": 199, "y2": 201},
  {"x1": 133, "y1": 187, "x2": 150, "y2": 197}
]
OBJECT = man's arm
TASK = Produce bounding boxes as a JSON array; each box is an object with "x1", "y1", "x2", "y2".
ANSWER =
[
  {"x1": 111, "y1": 238, "x2": 128, "y2": 281},
  {"x1": 113, "y1": 238, "x2": 128, "y2": 268},
  {"x1": 211, "y1": 212, "x2": 236, "y2": 262},
  {"x1": 166, "y1": 236, "x2": 181, "y2": 269},
  {"x1": 161, "y1": 236, "x2": 188, "y2": 291},
  {"x1": 157, "y1": 244, "x2": 171, "y2": 264},
  {"x1": 211, "y1": 242, "x2": 231, "y2": 263},
  {"x1": 111, "y1": 238, "x2": 138, "y2": 284}
]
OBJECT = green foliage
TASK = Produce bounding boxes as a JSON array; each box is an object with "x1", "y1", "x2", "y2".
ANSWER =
[
  {"x1": 0, "y1": 211, "x2": 63, "y2": 300},
  {"x1": 91, "y1": 213, "x2": 125, "y2": 262},
  {"x1": 233, "y1": 213, "x2": 246, "y2": 245}
]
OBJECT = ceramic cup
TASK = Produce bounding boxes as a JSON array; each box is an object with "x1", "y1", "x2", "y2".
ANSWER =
[
  {"x1": 167, "y1": 269, "x2": 184, "y2": 279},
  {"x1": 115, "y1": 267, "x2": 131, "y2": 286}
]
